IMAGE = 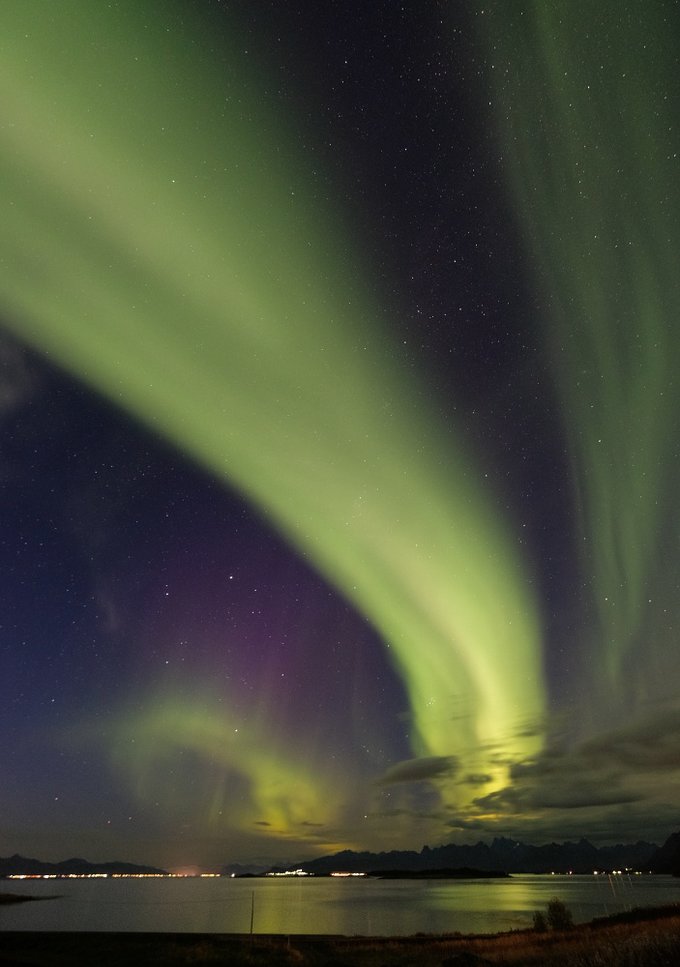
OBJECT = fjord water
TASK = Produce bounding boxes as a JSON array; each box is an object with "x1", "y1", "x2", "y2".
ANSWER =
[{"x1": 2, "y1": 875, "x2": 678, "y2": 935}]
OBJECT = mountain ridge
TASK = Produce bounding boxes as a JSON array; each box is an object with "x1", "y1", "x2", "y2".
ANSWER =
[
  {"x1": 263, "y1": 836, "x2": 659, "y2": 876},
  {"x1": 0, "y1": 853, "x2": 167, "y2": 877},
  {"x1": 648, "y1": 831, "x2": 680, "y2": 875}
]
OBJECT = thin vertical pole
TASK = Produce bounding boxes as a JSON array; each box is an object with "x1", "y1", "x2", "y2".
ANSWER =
[{"x1": 250, "y1": 890, "x2": 255, "y2": 937}]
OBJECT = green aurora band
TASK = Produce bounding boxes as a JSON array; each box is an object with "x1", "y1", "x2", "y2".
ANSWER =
[
  {"x1": 481, "y1": 0, "x2": 680, "y2": 694},
  {"x1": 0, "y1": 2, "x2": 542, "y2": 834}
]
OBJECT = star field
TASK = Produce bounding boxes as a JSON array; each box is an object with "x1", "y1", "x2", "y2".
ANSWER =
[{"x1": 1, "y1": 1, "x2": 679, "y2": 870}]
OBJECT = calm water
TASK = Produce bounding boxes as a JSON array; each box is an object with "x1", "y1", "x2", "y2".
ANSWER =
[{"x1": 1, "y1": 875, "x2": 678, "y2": 936}]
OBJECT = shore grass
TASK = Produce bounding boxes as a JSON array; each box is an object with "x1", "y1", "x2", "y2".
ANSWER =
[{"x1": 0, "y1": 905, "x2": 678, "y2": 966}]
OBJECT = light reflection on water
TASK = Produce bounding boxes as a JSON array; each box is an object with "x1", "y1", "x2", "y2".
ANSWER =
[{"x1": 1, "y1": 875, "x2": 677, "y2": 935}]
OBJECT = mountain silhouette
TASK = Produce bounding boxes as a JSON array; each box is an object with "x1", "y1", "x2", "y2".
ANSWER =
[
  {"x1": 277, "y1": 836, "x2": 657, "y2": 875},
  {"x1": 648, "y1": 831, "x2": 680, "y2": 875},
  {"x1": 0, "y1": 853, "x2": 166, "y2": 876}
]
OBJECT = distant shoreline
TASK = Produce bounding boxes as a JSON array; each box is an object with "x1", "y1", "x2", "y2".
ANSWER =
[{"x1": 242, "y1": 866, "x2": 510, "y2": 879}]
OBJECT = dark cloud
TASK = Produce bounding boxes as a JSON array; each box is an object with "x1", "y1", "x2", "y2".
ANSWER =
[
  {"x1": 579, "y1": 709, "x2": 680, "y2": 771},
  {"x1": 515, "y1": 707, "x2": 680, "y2": 781},
  {"x1": 474, "y1": 781, "x2": 639, "y2": 813},
  {"x1": 372, "y1": 807, "x2": 446, "y2": 821},
  {"x1": 377, "y1": 755, "x2": 458, "y2": 786},
  {"x1": 445, "y1": 816, "x2": 489, "y2": 831},
  {"x1": 453, "y1": 707, "x2": 680, "y2": 845}
]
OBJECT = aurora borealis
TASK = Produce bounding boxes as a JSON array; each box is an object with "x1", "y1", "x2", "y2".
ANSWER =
[
  {"x1": 484, "y1": 0, "x2": 680, "y2": 697},
  {"x1": 1, "y1": 1, "x2": 679, "y2": 871}
]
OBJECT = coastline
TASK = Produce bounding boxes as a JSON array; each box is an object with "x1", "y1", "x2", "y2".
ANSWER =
[{"x1": 0, "y1": 905, "x2": 678, "y2": 966}]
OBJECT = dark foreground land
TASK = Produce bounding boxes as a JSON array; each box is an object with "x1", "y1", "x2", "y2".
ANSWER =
[{"x1": 0, "y1": 906, "x2": 678, "y2": 966}]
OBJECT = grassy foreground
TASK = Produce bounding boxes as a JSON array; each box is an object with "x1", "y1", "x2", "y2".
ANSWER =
[{"x1": 0, "y1": 906, "x2": 678, "y2": 966}]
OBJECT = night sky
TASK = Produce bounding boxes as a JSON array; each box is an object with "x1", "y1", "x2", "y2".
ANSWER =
[{"x1": 1, "y1": 0, "x2": 680, "y2": 872}]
